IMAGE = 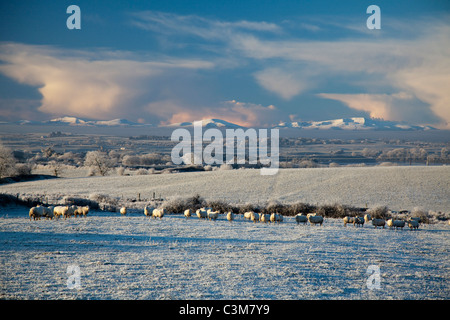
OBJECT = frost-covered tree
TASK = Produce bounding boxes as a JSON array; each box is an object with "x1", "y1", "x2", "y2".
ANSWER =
[
  {"x1": 84, "y1": 151, "x2": 113, "y2": 176},
  {"x1": 0, "y1": 144, "x2": 16, "y2": 178},
  {"x1": 49, "y1": 161, "x2": 64, "y2": 177}
]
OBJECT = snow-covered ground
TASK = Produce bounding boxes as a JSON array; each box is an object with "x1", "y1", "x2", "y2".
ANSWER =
[
  {"x1": 1, "y1": 209, "x2": 449, "y2": 299},
  {"x1": 2, "y1": 166, "x2": 449, "y2": 212},
  {"x1": 1, "y1": 166, "x2": 449, "y2": 299}
]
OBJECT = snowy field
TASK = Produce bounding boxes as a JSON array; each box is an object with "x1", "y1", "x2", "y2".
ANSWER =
[
  {"x1": 1, "y1": 166, "x2": 450, "y2": 212},
  {"x1": 0, "y1": 209, "x2": 449, "y2": 300},
  {"x1": 1, "y1": 166, "x2": 449, "y2": 300}
]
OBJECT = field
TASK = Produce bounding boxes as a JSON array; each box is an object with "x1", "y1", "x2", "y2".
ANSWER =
[
  {"x1": 1, "y1": 208, "x2": 449, "y2": 300},
  {"x1": 1, "y1": 166, "x2": 449, "y2": 212},
  {"x1": 0, "y1": 167, "x2": 449, "y2": 300}
]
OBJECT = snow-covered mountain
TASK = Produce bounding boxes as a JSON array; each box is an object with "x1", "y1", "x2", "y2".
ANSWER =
[
  {"x1": 8, "y1": 116, "x2": 436, "y2": 130},
  {"x1": 165, "y1": 118, "x2": 244, "y2": 129},
  {"x1": 15, "y1": 116, "x2": 151, "y2": 127},
  {"x1": 274, "y1": 117, "x2": 436, "y2": 131}
]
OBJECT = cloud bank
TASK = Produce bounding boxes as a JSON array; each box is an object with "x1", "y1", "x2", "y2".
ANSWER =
[{"x1": 1, "y1": 11, "x2": 449, "y2": 128}]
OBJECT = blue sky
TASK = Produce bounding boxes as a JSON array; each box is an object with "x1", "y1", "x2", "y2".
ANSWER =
[{"x1": 0, "y1": 0, "x2": 449, "y2": 127}]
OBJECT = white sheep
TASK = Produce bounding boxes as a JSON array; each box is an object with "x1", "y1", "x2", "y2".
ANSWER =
[
  {"x1": 66, "y1": 205, "x2": 77, "y2": 218},
  {"x1": 343, "y1": 216, "x2": 356, "y2": 227},
  {"x1": 207, "y1": 210, "x2": 219, "y2": 221},
  {"x1": 244, "y1": 211, "x2": 253, "y2": 220},
  {"x1": 144, "y1": 206, "x2": 153, "y2": 217},
  {"x1": 120, "y1": 207, "x2": 127, "y2": 216},
  {"x1": 184, "y1": 209, "x2": 192, "y2": 219},
  {"x1": 152, "y1": 208, "x2": 165, "y2": 219},
  {"x1": 53, "y1": 206, "x2": 69, "y2": 219},
  {"x1": 77, "y1": 206, "x2": 89, "y2": 217},
  {"x1": 250, "y1": 212, "x2": 259, "y2": 223},
  {"x1": 82, "y1": 206, "x2": 89, "y2": 217},
  {"x1": 387, "y1": 219, "x2": 405, "y2": 230},
  {"x1": 308, "y1": 214, "x2": 323, "y2": 226},
  {"x1": 29, "y1": 206, "x2": 45, "y2": 220},
  {"x1": 196, "y1": 208, "x2": 207, "y2": 219},
  {"x1": 43, "y1": 206, "x2": 54, "y2": 219},
  {"x1": 354, "y1": 216, "x2": 365, "y2": 227},
  {"x1": 260, "y1": 213, "x2": 270, "y2": 223},
  {"x1": 226, "y1": 211, "x2": 234, "y2": 222},
  {"x1": 407, "y1": 218, "x2": 419, "y2": 230},
  {"x1": 270, "y1": 213, "x2": 283, "y2": 223},
  {"x1": 372, "y1": 218, "x2": 385, "y2": 229},
  {"x1": 295, "y1": 214, "x2": 308, "y2": 225}
]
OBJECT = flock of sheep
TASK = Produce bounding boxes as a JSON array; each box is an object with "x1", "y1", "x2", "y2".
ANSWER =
[
  {"x1": 342, "y1": 214, "x2": 420, "y2": 230},
  {"x1": 29, "y1": 204, "x2": 89, "y2": 220},
  {"x1": 28, "y1": 204, "x2": 421, "y2": 230}
]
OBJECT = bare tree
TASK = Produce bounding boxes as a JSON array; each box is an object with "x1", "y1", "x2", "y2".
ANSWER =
[
  {"x1": 0, "y1": 144, "x2": 16, "y2": 178},
  {"x1": 84, "y1": 151, "x2": 113, "y2": 176},
  {"x1": 49, "y1": 161, "x2": 64, "y2": 177}
]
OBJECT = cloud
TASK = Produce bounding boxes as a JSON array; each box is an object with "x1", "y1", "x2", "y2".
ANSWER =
[
  {"x1": 164, "y1": 100, "x2": 280, "y2": 127},
  {"x1": 130, "y1": 10, "x2": 281, "y2": 41},
  {"x1": 231, "y1": 19, "x2": 450, "y2": 128},
  {"x1": 1, "y1": 12, "x2": 450, "y2": 129},
  {"x1": 317, "y1": 92, "x2": 440, "y2": 125},
  {"x1": 0, "y1": 43, "x2": 214, "y2": 122},
  {"x1": 254, "y1": 68, "x2": 309, "y2": 100}
]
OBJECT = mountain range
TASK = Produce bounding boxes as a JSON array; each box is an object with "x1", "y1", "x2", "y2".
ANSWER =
[
  {"x1": 7, "y1": 116, "x2": 436, "y2": 131},
  {"x1": 274, "y1": 117, "x2": 436, "y2": 131}
]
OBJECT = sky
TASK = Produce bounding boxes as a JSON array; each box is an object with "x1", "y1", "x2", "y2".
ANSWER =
[{"x1": 0, "y1": 0, "x2": 449, "y2": 128}]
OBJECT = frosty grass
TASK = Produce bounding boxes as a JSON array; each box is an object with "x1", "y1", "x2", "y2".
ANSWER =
[{"x1": 0, "y1": 167, "x2": 449, "y2": 299}]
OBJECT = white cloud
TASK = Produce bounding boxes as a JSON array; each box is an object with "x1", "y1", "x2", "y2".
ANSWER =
[
  {"x1": 0, "y1": 43, "x2": 213, "y2": 121},
  {"x1": 164, "y1": 100, "x2": 280, "y2": 127},
  {"x1": 254, "y1": 68, "x2": 309, "y2": 100},
  {"x1": 232, "y1": 20, "x2": 450, "y2": 128},
  {"x1": 130, "y1": 11, "x2": 281, "y2": 41}
]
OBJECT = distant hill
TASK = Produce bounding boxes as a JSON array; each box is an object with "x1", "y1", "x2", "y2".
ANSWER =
[
  {"x1": 12, "y1": 116, "x2": 151, "y2": 127},
  {"x1": 274, "y1": 117, "x2": 436, "y2": 131},
  {"x1": 164, "y1": 118, "x2": 244, "y2": 129},
  {"x1": 8, "y1": 116, "x2": 436, "y2": 131}
]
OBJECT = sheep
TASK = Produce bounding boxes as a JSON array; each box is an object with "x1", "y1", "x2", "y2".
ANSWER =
[
  {"x1": 364, "y1": 213, "x2": 372, "y2": 223},
  {"x1": 387, "y1": 219, "x2": 406, "y2": 230},
  {"x1": 260, "y1": 213, "x2": 270, "y2": 223},
  {"x1": 226, "y1": 211, "x2": 234, "y2": 222},
  {"x1": 152, "y1": 208, "x2": 166, "y2": 219},
  {"x1": 307, "y1": 214, "x2": 324, "y2": 226},
  {"x1": 343, "y1": 216, "x2": 356, "y2": 227},
  {"x1": 120, "y1": 207, "x2": 127, "y2": 216},
  {"x1": 29, "y1": 206, "x2": 45, "y2": 220},
  {"x1": 393, "y1": 220, "x2": 405, "y2": 229},
  {"x1": 75, "y1": 206, "x2": 89, "y2": 217},
  {"x1": 409, "y1": 217, "x2": 421, "y2": 223},
  {"x1": 295, "y1": 214, "x2": 308, "y2": 225},
  {"x1": 53, "y1": 206, "x2": 69, "y2": 219},
  {"x1": 270, "y1": 213, "x2": 276, "y2": 223},
  {"x1": 66, "y1": 205, "x2": 77, "y2": 218},
  {"x1": 354, "y1": 217, "x2": 365, "y2": 227},
  {"x1": 144, "y1": 206, "x2": 153, "y2": 217},
  {"x1": 372, "y1": 218, "x2": 385, "y2": 229},
  {"x1": 43, "y1": 206, "x2": 54, "y2": 219},
  {"x1": 407, "y1": 219, "x2": 419, "y2": 230},
  {"x1": 207, "y1": 210, "x2": 219, "y2": 221},
  {"x1": 250, "y1": 212, "x2": 259, "y2": 223},
  {"x1": 184, "y1": 209, "x2": 192, "y2": 219},
  {"x1": 243, "y1": 211, "x2": 253, "y2": 220},
  {"x1": 196, "y1": 209, "x2": 207, "y2": 219},
  {"x1": 270, "y1": 213, "x2": 283, "y2": 223}
]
